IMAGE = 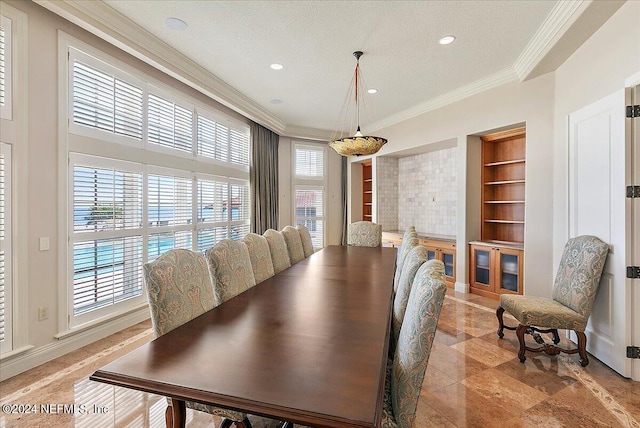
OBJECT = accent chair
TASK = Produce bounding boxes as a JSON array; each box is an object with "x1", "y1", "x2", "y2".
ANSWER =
[
  {"x1": 243, "y1": 233, "x2": 275, "y2": 284},
  {"x1": 496, "y1": 235, "x2": 609, "y2": 366},
  {"x1": 347, "y1": 221, "x2": 382, "y2": 247},
  {"x1": 143, "y1": 248, "x2": 252, "y2": 428}
]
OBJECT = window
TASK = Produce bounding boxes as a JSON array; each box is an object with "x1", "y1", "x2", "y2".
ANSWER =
[
  {"x1": 70, "y1": 155, "x2": 144, "y2": 320},
  {"x1": 293, "y1": 144, "x2": 326, "y2": 248},
  {"x1": 0, "y1": 143, "x2": 12, "y2": 353},
  {"x1": 0, "y1": 14, "x2": 12, "y2": 120},
  {"x1": 65, "y1": 43, "x2": 250, "y2": 328}
]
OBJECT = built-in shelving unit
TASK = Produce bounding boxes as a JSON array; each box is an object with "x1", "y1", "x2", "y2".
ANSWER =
[
  {"x1": 481, "y1": 127, "x2": 526, "y2": 243},
  {"x1": 362, "y1": 161, "x2": 372, "y2": 221},
  {"x1": 470, "y1": 127, "x2": 526, "y2": 299}
]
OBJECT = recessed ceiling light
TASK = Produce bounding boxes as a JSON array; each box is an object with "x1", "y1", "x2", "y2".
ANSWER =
[
  {"x1": 439, "y1": 35, "x2": 456, "y2": 45},
  {"x1": 270, "y1": 63, "x2": 284, "y2": 70},
  {"x1": 165, "y1": 17, "x2": 188, "y2": 31},
  {"x1": 270, "y1": 99, "x2": 283, "y2": 105},
  {"x1": 367, "y1": 89, "x2": 378, "y2": 94}
]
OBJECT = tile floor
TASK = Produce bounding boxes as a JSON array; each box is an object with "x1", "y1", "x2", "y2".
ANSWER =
[{"x1": 1, "y1": 290, "x2": 638, "y2": 428}]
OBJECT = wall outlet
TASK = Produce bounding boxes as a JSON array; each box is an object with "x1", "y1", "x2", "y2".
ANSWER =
[{"x1": 38, "y1": 307, "x2": 49, "y2": 321}]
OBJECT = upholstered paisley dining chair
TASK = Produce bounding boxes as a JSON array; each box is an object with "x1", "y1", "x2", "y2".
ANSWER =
[
  {"x1": 496, "y1": 235, "x2": 609, "y2": 366},
  {"x1": 296, "y1": 224, "x2": 315, "y2": 258},
  {"x1": 242, "y1": 233, "x2": 275, "y2": 284},
  {"x1": 264, "y1": 229, "x2": 292, "y2": 274},
  {"x1": 383, "y1": 259, "x2": 447, "y2": 428},
  {"x1": 143, "y1": 249, "x2": 252, "y2": 428},
  {"x1": 282, "y1": 225, "x2": 305, "y2": 264},
  {"x1": 206, "y1": 239, "x2": 257, "y2": 305},
  {"x1": 391, "y1": 245, "x2": 428, "y2": 355},
  {"x1": 396, "y1": 227, "x2": 416, "y2": 264},
  {"x1": 347, "y1": 221, "x2": 383, "y2": 247},
  {"x1": 393, "y1": 229, "x2": 419, "y2": 293}
]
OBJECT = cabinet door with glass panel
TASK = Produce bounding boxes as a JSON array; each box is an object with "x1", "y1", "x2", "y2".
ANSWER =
[
  {"x1": 423, "y1": 239, "x2": 456, "y2": 288},
  {"x1": 469, "y1": 242, "x2": 523, "y2": 298}
]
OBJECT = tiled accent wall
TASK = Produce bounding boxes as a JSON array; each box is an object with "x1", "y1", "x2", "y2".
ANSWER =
[
  {"x1": 376, "y1": 157, "x2": 398, "y2": 231},
  {"x1": 397, "y1": 148, "x2": 457, "y2": 235}
]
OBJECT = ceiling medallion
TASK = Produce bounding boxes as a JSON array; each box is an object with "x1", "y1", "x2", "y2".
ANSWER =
[{"x1": 329, "y1": 51, "x2": 387, "y2": 157}]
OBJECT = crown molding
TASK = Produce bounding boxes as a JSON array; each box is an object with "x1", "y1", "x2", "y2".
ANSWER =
[
  {"x1": 34, "y1": 0, "x2": 287, "y2": 135},
  {"x1": 281, "y1": 125, "x2": 332, "y2": 142},
  {"x1": 367, "y1": 67, "x2": 519, "y2": 133},
  {"x1": 513, "y1": 0, "x2": 589, "y2": 81}
]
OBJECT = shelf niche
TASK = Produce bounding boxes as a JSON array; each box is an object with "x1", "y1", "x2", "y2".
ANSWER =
[
  {"x1": 362, "y1": 161, "x2": 372, "y2": 221},
  {"x1": 481, "y1": 127, "x2": 526, "y2": 244}
]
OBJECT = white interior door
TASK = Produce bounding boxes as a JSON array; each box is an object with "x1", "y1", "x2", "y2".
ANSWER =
[
  {"x1": 630, "y1": 81, "x2": 640, "y2": 381},
  {"x1": 568, "y1": 89, "x2": 631, "y2": 377}
]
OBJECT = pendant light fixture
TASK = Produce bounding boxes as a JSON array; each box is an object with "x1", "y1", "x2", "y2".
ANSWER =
[{"x1": 329, "y1": 51, "x2": 387, "y2": 157}]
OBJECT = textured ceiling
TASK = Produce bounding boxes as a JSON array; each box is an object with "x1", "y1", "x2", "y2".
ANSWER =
[{"x1": 100, "y1": 0, "x2": 559, "y2": 136}]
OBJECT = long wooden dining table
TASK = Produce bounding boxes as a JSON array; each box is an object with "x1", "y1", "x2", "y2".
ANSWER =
[{"x1": 90, "y1": 245, "x2": 397, "y2": 428}]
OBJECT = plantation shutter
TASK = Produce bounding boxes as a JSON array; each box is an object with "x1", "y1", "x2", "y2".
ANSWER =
[
  {"x1": 0, "y1": 143, "x2": 11, "y2": 351},
  {"x1": 0, "y1": 15, "x2": 11, "y2": 120},
  {"x1": 229, "y1": 127, "x2": 250, "y2": 167},
  {"x1": 72, "y1": 61, "x2": 143, "y2": 139},
  {"x1": 148, "y1": 94, "x2": 193, "y2": 153},
  {"x1": 71, "y1": 158, "x2": 144, "y2": 316},
  {"x1": 295, "y1": 146, "x2": 324, "y2": 179},
  {"x1": 0, "y1": 18, "x2": 7, "y2": 109},
  {"x1": 294, "y1": 186, "x2": 324, "y2": 248}
]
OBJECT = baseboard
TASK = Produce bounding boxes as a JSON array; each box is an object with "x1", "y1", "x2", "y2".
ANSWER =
[
  {"x1": 454, "y1": 281, "x2": 470, "y2": 293},
  {"x1": 0, "y1": 307, "x2": 150, "y2": 381}
]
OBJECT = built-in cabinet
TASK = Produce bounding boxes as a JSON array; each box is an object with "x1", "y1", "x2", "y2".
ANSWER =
[
  {"x1": 382, "y1": 232, "x2": 456, "y2": 288},
  {"x1": 362, "y1": 161, "x2": 373, "y2": 222},
  {"x1": 469, "y1": 242, "x2": 523, "y2": 298},
  {"x1": 421, "y1": 239, "x2": 456, "y2": 287},
  {"x1": 470, "y1": 127, "x2": 526, "y2": 299}
]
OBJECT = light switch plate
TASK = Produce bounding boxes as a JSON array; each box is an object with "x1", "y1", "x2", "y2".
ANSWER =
[{"x1": 39, "y1": 237, "x2": 50, "y2": 251}]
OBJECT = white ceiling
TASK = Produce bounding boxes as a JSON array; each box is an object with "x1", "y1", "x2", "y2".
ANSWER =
[{"x1": 37, "y1": 0, "x2": 624, "y2": 140}]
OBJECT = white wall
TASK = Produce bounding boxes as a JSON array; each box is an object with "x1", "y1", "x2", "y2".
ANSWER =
[
  {"x1": 552, "y1": 0, "x2": 640, "y2": 274},
  {"x1": 368, "y1": 74, "x2": 555, "y2": 297}
]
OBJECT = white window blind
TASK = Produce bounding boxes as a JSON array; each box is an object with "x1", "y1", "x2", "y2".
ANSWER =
[
  {"x1": 148, "y1": 174, "x2": 192, "y2": 227},
  {"x1": 0, "y1": 14, "x2": 12, "y2": 120},
  {"x1": 295, "y1": 145, "x2": 324, "y2": 179},
  {"x1": 294, "y1": 186, "x2": 324, "y2": 248},
  {"x1": 0, "y1": 143, "x2": 12, "y2": 353},
  {"x1": 72, "y1": 61, "x2": 143, "y2": 140},
  {"x1": 66, "y1": 44, "x2": 251, "y2": 329},
  {"x1": 197, "y1": 115, "x2": 249, "y2": 167},
  {"x1": 148, "y1": 94, "x2": 193, "y2": 153},
  {"x1": 70, "y1": 156, "x2": 144, "y2": 320}
]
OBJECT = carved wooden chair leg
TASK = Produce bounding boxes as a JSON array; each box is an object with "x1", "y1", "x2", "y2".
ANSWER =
[
  {"x1": 219, "y1": 418, "x2": 234, "y2": 428},
  {"x1": 168, "y1": 399, "x2": 186, "y2": 428},
  {"x1": 496, "y1": 307, "x2": 505, "y2": 338},
  {"x1": 516, "y1": 324, "x2": 528, "y2": 363},
  {"x1": 165, "y1": 405, "x2": 173, "y2": 428},
  {"x1": 551, "y1": 329, "x2": 560, "y2": 345},
  {"x1": 576, "y1": 331, "x2": 589, "y2": 367}
]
